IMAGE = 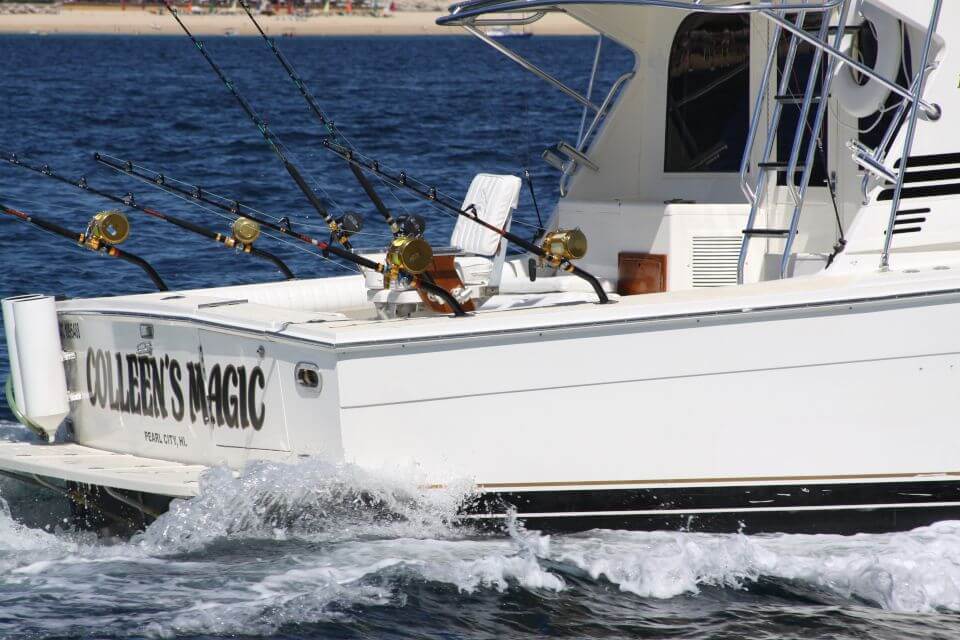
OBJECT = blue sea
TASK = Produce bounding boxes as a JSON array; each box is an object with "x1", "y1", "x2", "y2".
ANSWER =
[{"x1": 0, "y1": 33, "x2": 959, "y2": 640}]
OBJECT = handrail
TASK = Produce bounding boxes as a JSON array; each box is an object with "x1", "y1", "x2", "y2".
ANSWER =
[
  {"x1": 738, "y1": 17, "x2": 784, "y2": 204},
  {"x1": 464, "y1": 25, "x2": 600, "y2": 111},
  {"x1": 784, "y1": 12, "x2": 831, "y2": 207},
  {"x1": 440, "y1": 0, "x2": 842, "y2": 27},
  {"x1": 881, "y1": 0, "x2": 944, "y2": 269},
  {"x1": 443, "y1": 0, "x2": 841, "y2": 19},
  {"x1": 560, "y1": 70, "x2": 635, "y2": 196},
  {"x1": 468, "y1": 11, "x2": 548, "y2": 25},
  {"x1": 578, "y1": 35, "x2": 603, "y2": 146},
  {"x1": 859, "y1": 103, "x2": 909, "y2": 204},
  {"x1": 446, "y1": 0, "x2": 936, "y2": 120},
  {"x1": 779, "y1": 0, "x2": 856, "y2": 279},
  {"x1": 737, "y1": 10, "x2": 806, "y2": 285}
]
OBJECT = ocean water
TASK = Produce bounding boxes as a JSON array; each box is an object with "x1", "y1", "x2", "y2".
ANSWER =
[{"x1": 1, "y1": 33, "x2": 960, "y2": 639}]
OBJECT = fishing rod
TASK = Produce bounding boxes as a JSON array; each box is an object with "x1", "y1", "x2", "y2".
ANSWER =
[
  {"x1": 229, "y1": 6, "x2": 609, "y2": 304},
  {"x1": 321, "y1": 143, "x2": 609, "y2": 303},
  {"x1": 2, "y1": 152, "x2": 296, "y2": 280},
  {"x1": 95, "y1": 153, "x2": 468, "y2": 316},
  {"x1": 236, "y1": 0, "x2": 401, "y2": 236},
  {"x1": 160, "y1": 0, "x2": 355, "y2": 251},
  {"x1": 0, "y1": 201, "x2": 168, "y2": 292}
]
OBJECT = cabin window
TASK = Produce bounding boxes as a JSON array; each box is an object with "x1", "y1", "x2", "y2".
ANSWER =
[{"x1": 664, "y1": 13, "x2": 751, "y2": 173}]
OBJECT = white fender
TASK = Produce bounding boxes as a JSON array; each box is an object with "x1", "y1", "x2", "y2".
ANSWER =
[
  {"x1": 2, "y1": 294, "x2": 42, "y2": 420},
  {"x1": 2, "y1": 295, "x2": 69, "y2": 442},
  {"x1": 833, "y1": 3, "x2": 902, "y2": 118}
]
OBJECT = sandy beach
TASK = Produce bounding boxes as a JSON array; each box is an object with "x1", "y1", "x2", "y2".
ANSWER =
[{"x1": 0, "y1": 5, "x2": 592, "y2": 35}]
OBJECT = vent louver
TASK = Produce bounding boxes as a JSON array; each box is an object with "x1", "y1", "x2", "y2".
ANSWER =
[{"x1": 692, "y1": 236, "x2": 742, "y2": 288}]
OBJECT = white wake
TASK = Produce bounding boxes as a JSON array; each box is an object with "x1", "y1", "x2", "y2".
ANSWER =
[{"x1": 0, "y1": 428, "x2": 957, "y2": 636}]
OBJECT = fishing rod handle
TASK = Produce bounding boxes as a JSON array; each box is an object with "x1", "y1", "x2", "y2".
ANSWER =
[
  {"x1": 249, "y1": 246, "x2": 296, "y2": 280},
  {"x1": 416, "y1": 278, "x2": 468, "y2": 317},
  {"x1": 0, "y1": 204, "x2": 168, "y2": 292},
  {"x1": 109, "y1": 246, "x2": 169, "y2": 291},
  {"x1": 567, "y1": 263, "x2": 610, "y2": 304}
]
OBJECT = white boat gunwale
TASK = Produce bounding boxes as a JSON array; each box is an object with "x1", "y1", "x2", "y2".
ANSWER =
[{"x1": 56, "y1": 270, "x2": 960, "y2": 351}]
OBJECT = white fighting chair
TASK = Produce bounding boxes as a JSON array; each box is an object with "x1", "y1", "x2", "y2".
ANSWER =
[
  {"x1": 363, "y1": 173, "x2": 521, "y2": 314},
  {"x1": 449, "y1": 173, "x2": 522, "y2": 294}
]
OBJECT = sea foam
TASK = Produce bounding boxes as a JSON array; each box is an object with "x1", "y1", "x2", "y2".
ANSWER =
[{"x1": 0, "y1": 448, "x2": 959, "y2": 637}]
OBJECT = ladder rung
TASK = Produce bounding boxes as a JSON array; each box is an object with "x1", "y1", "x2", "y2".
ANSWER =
[
  {"x1": 823, "y1": 25, "x2": 861, "y2": 36},
  {"x1": 742, "y1": 229, "x2": 792, "y2": 237},
  {"x1": 758, "y1": 161, "x2": 807, "y2": 172},
  {"x1": 775, "y1": 94, "x2": 824, "y2": 105}
]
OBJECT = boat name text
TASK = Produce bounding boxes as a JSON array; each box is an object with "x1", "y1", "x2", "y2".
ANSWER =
[{"x1": 84, "y1": 348, "x2": 266, "y2": 429}]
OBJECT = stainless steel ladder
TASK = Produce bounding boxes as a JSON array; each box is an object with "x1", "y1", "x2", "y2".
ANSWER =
[
  {"x1": 737, "y1": 0, "x2": 853, "y2": 284},
  {"x1": 737, "y1": 0, "x2": 943, "y2": 283}
]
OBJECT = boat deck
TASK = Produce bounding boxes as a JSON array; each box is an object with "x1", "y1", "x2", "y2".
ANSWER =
[
  {"x1": 55, "y1": 265, "x2": 960, "y2": 349},
  {"x1": 0, "y1": 442, "x2": 206, "y2": 497}
]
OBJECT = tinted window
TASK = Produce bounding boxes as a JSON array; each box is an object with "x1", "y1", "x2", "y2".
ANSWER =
[{"x1": 664, "y1": 13, "x2": 750, "y2": 173}]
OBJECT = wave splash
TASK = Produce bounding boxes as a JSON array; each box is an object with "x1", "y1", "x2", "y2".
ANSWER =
[
  {"x1": 1, "y1": 453, "x2": 960, "y2": 636},
  {"x1": 137, "y1": 457, "x2": 477, "y2": 553},
  {"x1": 549, "y1": 523, "x2": 960, "y2": 612}
]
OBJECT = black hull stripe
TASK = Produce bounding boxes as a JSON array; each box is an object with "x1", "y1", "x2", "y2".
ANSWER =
[
  {"x1": 903, "y1": 167, "x2": 960, "y2": 183},
  {"x1": 465, "y1": 479, "x2": 960, "y2": 515},
  {"x1": 47, "y1": 477, "x2": 960, "y2": 536},
  {"x1": 498, "y1": 504, "x2": 960, "y2": 535},
  {"x1": 467, "y1": 501, "x2": 960, "y2": 519},
  {"x1": 879, "y1": 182, "x2": 960, "y2": 201},
  {"x1": 895, "y1": 152, "x2": 960, "y2": 169}
]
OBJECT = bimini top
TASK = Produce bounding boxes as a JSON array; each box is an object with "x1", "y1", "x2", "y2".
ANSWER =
[{"x1": 437, "y1": 0, "x2": 841, "y2": 27}]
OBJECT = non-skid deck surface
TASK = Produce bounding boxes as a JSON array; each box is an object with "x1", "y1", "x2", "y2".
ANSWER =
[{"x1": 0, "y1": 442, "x2": 207, "y2": 497}]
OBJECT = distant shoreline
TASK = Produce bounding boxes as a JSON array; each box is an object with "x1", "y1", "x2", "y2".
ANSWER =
[{"x1": 0, "y1": 7, "x2": 593, "y2": 36}]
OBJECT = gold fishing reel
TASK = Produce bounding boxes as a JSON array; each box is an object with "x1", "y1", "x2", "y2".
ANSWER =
[
  {"x1": 384, "y1": 235, "x2": 433, "y2": 289},
  {"x1": 540, "y1": 228, "x2": 588, "y2": 264},
  {"x1": 232, "y1": 217, "x2": 261, "y2": 246},
  {"x1": 84, "y1": 210, "x2": 130, "y2": 249}
]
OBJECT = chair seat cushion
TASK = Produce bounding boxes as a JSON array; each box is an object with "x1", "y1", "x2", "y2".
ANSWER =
[{"x1": 454, "y1": 255, "x2": 495, "y2": 286}]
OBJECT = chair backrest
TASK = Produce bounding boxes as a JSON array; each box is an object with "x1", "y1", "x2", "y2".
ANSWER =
[{"x1": 449, "y1": 174, "x2": 522, "y2": 257}]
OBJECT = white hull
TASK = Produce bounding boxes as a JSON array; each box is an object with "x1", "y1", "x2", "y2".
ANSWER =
[{"x1": 6, "y1": 266, "x2": 955, "y2": 533}]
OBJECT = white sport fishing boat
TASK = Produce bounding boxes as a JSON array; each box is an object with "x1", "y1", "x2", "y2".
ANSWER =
[{"x1": 1, "y1": 0, "x2": 958, "y2": 534}]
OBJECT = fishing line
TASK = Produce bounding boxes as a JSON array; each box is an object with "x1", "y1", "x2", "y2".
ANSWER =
[
  {"x1": 142, "y1": 171, "x2": 358, "y2": 270},
  {"x1": 147, "y1": 188, "x2": 361, "y2": 274},
  {"x1": 232, "y1": 4, "x2": 563, "y2": 251},
  {"x1": 160, "y1": 0, "x2": 355, "y2": 250},
  {"x1": 239, "y1": 0, "x2": 414, "y2": 236}
]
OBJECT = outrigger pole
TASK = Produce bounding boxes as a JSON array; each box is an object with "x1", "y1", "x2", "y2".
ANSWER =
[
  {"x1": 235, "y1": 5, "x2": 609, "y2": 304},
  {"x1": 2, "y1": 152, "x2": 296, "y2": 280},
  {"x1": 160, "y1": 0, "x2": 355, "y2": 251},
  {"x1": 96, "y1": 153, "x2": 468, "y2": 316},
  {"x1": 0, "y1": 201, "x2": 168, "y2": 291}
]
